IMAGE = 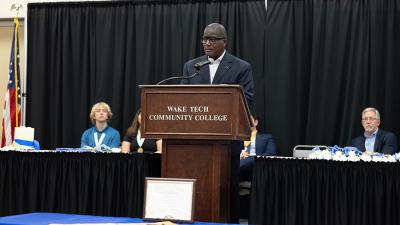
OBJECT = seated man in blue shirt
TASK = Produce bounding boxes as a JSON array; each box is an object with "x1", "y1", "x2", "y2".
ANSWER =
[
  {"x1": 351, "y1": 107, "x2": 398, "y2": 154},
  {"x1": 81, "y1": 102, "x2": 120, "y2": 149},
  {"x1": 240, "y1": 115, "x2": 277, "y2": 181}
]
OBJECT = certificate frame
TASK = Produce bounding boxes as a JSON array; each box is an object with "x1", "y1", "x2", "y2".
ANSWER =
[{"x1": 143, "y1": 177, "x2": 196, "y2": 223}]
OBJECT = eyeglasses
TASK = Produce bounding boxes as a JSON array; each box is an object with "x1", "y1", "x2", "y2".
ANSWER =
[
  {"x1": 201, "y1": 37, "x2": 225, "y2": 44},
  {"x1": 362, "y1": 117, "x2": 379, "y2": 122}
]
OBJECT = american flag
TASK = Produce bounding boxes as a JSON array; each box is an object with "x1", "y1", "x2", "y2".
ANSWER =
[{"x1": 1, "y1": 18, "x2": 21, "y2": 147}]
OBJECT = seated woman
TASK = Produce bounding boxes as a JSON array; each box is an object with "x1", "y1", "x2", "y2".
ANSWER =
[
  {"x1": 240, "y1": 115, "x2": 277, "y2": 181},
  {"x1": 81, "y1": 102, "x2": 120, "y2": 148},
  {"x1": 121, "y1": 110, "x2": 162, "y2": 153}
]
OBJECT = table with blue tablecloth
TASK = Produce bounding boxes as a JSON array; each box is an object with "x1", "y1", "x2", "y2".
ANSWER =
[{"x1": 0, "y1": 213, "x2": 234, "y2": 225}]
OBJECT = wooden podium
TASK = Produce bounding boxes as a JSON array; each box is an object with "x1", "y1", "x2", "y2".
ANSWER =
[{"x1": 140, "y1": 85, "x2": 251, "y2": 222}]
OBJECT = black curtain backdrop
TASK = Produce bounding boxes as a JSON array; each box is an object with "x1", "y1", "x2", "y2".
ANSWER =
[{"x1": 26, "y1": 0, "x2": 400, "y2": 156}]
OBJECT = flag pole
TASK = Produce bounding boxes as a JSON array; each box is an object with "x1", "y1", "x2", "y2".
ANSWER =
[
  {"x1": 13, "y1": 18, "x2": 19, "y2": 127},
  {"x1": 10, "y1": 3, "x2": 23, "y2": 127}
]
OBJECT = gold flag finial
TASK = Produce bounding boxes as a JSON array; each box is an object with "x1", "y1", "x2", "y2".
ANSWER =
[{"x1": 11, "y1": 3, "x2": 23, "y2": 17}]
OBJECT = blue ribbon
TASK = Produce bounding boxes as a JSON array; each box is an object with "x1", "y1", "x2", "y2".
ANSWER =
[
  {"x1": 14, "y1": 139, "x2": 34, "y2": 147},
  {"x1": 343, "y1": 146, "x2": 362, "y2": 156},
  {"x1": 327, "y1": 146, "x2": 362, "y2": 156},
  {"x1": 330, "y1": 145, "x2": 341, "y2": 154}
]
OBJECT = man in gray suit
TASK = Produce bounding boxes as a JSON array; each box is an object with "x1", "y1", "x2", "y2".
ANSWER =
[
  {"x1": 181, "y1": 23, "x2": 254, "y2": 223},
  {"x1": 181, "y1": 23, "x2": 254, "y2": 105}
]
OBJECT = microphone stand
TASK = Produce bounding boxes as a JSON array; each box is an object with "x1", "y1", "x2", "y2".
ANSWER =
[
  {"x1": 156, "y1": 60, "x2": 210, "y2": 85},
  {"x1": 156, "y1": 70, "x2": 200, "y2": 85}
]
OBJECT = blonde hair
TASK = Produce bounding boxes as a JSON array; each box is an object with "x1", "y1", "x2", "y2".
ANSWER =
[{"x1": 89, "y1": 102, "x2": 113, "y2": 123}]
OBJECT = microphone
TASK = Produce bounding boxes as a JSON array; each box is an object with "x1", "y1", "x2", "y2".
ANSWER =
[
  {"x1": 194, "y1": 60, "x2": 212, "y2": 70},
  {"x1": 156, "y1": 59, "x2": 211, "y2": 85}
]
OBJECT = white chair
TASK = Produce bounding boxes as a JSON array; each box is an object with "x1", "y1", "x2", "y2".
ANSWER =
[{"x1": 293, "y1": 145, "x2": 329, "y2": 158}]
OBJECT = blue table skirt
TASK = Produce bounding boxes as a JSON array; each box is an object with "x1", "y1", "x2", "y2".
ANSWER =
[{"x1": 0, "y1": 213, "x2": 236, "y2": 225}]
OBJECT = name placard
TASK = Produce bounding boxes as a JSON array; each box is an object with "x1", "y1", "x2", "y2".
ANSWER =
[{"x1": 149, "y1": 105, "x2": 228, "y2": 122}]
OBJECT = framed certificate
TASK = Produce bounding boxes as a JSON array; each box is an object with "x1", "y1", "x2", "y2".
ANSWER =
[{"x1": 143, "y1": 177, "x2": 196, "y2": 223}]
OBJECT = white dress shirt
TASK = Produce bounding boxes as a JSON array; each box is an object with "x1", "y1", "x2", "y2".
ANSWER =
[
  {"x1": 364, "y1": 129, "x2": 378, "y2": 152},
  {"x1": 208, "y1": 50, "x2": 226, "y2": 83}
]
